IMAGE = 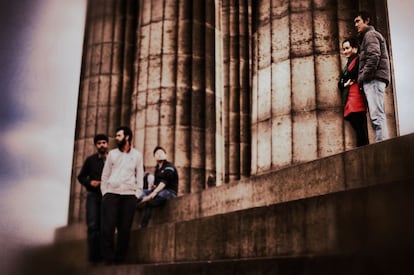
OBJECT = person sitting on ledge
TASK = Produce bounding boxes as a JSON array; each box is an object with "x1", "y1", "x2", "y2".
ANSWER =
[{"x1": 138, "y1": 146, "x2": 178, "y2": 228}]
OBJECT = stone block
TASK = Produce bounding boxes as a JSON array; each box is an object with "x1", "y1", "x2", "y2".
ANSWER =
[
  {"x1": 271, "y1": 114, "x2": 292, "y2": 167},
  {"x1": 149, "y1": 23, "x2": 163, "y2": 56},
  {"x1": 292, "y1": 111, "x2": 317, "y2": 163},
  {"x1": 291, "y1": 56, "x2": 316, "y2": 111},
  {"x1": 271, "y1": 60, "x2": 291, "y2": 115},
  {"x1": 317, "y1": 109, "x2": 343, "y2": 157},
  {"x1": 271, "y1": 16, "x2": 290, "y2": 63},
  {"x1": 257, "y1": 66, "x2": 271, "y2": 121},
  {"x1": 290, "y1": 11, "x2": 313, "y2": 57},
  {"x1": 315, "y1": 54, "x2": 340, "y2": 108}
]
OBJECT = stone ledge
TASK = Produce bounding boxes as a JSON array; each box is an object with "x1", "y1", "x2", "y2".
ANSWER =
[
  {"x1": 87, "y1": 254, "x2": 412, "y2": 275},
  {"x1": 130, "y1": 180, "x2": 414, "y2": 263},
  {"x1": 56, "y1": 134, "x2": 414, "y2": 242},
  {"x1": 55, "y1": 222, "x2": 86, "y2": 242},
  {"x1": 147, "y1": 133, "x2": 414, "y2": 227},
  {"x1": 20, "y1": 178, "x2": 414, "y2": 274}
]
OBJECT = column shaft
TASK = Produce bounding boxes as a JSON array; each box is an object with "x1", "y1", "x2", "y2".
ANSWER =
[{"x1": 69, "y1": 0, "x2": 137, "y2": 224}]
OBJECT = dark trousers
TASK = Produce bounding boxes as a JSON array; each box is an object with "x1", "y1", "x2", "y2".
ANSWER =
[
  {"x1": 86, "y1": 192, "x2": 102, "y2": 263},
  {"x1": 346, "y1": 111, "x2": 369, "y2": 147},
  {"x1": 139, "y1": 189, "x2": 176, "y2": 228},
  {"x1": 101, "y1": 193, "x2": 137, "y2": 263}
]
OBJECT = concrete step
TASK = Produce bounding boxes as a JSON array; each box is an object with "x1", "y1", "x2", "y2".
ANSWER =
[
  {"x1": 86, "y1": 254, "x2": 412, "y2": 275},
  {"x1": 18, "y1": 251, "x2": 413, "y2": 275},
  {"x1": 18, "y1": 178, "x2": 414, "y2": 275},
  {"x1": 129, "y1": 180, "x2": 414, "y2": 264},
  {"x1": 18, "y1": 134, "x2": 414, "y2": 274}
]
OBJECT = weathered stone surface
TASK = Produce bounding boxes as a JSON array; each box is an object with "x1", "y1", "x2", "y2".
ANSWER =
[
  {"x1": 69, "y1": 0, "x2": 397, "y2": 235},
  {"x1": 47, "y1": 135, "x2": 414, "y2": 275}
]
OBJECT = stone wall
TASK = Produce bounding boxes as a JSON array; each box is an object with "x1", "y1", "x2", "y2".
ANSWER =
[{"x1": 68, "y1": 0, "x2": 397, "y2": 225}]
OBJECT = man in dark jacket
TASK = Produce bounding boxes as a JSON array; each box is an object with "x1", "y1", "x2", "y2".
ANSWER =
[
  {"x1": 354, "y1": 11, "x2": 390, "y2": 142},
  {"x1": 138, "y1": 146, "x2": 178, "y2": 228},
  {"x1": 77, "y1": 134, "x2": 108, "y2": 264}
]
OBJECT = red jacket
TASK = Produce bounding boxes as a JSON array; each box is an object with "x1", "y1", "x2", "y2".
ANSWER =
[{"x1": 338, "y1": 54, "x2": 367, "y2": 118}]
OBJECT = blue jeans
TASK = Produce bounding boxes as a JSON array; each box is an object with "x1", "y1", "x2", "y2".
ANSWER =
[
  {"x1": 86, "y1": 192, "x2": 102, "y2": 262},
  {"x1": 363, "y1": 80, "x2": 389, "y2": 142},
  {"x1": 139, "y1": 189, "x2": 176, "y2": 227}
]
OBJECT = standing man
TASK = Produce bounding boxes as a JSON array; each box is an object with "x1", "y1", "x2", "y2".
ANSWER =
[
  {"x1": 138, "y1": 146, "x2": 178, "y2": 228},
  {"x1": 101, "y1": 126, "x2": 144, "y2": 264},
  {"x1": 354, "y1": 11, "x2": 390, "y2": 142},
  {"x1": 77, "y1": 134, "x2": 108, "y2": 264}
]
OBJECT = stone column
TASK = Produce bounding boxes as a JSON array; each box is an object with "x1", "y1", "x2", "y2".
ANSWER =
[
  {"x1": 314, "y1": 0, "x2": 343, "y2": 157},
  {"x1": 250, "y1": 0, "x2": 397, "y2": 175},
  {"x1": 69, "y1": 0, "x2": 398, "y2": 224},
  {"x1": 221, "y1": 0, "x2": 251, "y2": 182},
  {"x1": 337, "y1": 0, "x2": 359, "y2": 149},
  {"x1": 131, "y1": 0, "x2": 217, "y2": 194},
  {"x1": 68, "y1": 0, "x2": 137, "y2": 224}
]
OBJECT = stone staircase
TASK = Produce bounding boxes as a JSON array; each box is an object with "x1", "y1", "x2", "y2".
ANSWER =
[{"x1": 17, "y1": 134, "x2": 414, "y2": 274}]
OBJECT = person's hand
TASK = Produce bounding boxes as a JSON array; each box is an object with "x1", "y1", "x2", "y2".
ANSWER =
[
  {"x1": 138, "y1": 194, "x2": 154, "y2": 206},
  {"x1": 344, "y1": 79, "x2": 353, "y2": 87},
  {"x1": 90, "y1": 180, "x2": 101, "y2": 187}
]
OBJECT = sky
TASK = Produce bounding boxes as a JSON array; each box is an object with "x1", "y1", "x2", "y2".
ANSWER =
[
  {"x1": 0, "y1": 0, "x2": 413, "y2": 270},
  {"x1": 0, "y1": 0, "x2": 86, "y2": 271}
]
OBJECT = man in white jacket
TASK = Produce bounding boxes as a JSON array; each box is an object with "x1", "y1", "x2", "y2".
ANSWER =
[{"x1": 100, "y1": 126, "x2": 143, "y2": 264}]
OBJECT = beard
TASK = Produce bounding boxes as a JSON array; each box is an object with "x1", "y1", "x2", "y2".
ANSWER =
[
  {"x1": 117, "y1": 137, "x2": 127, "y2": 150},
  {"x1": 97, "y1": 147, "x2": 107, "y2": 154}
]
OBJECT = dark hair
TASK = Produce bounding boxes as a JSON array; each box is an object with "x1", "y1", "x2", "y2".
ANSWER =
[
  {"x1": 356, "y1": 11, "x2": 372, "y2": 25},
  {"x1": 94, "y1": 134, "x2": 108, "y2": 144},
  {"x1": 116, "y1": 126, "x2": 133, "y2": 142},
  {"x1": 342, "y1": 37, "x2": 359, "y2": 49},
  {"x1": 153, "y1": 146, "x2": 166, "y2": 155}
]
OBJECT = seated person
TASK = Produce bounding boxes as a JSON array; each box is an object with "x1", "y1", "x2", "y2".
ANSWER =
[{"x1": 138, "y1": 146, "x2": 178, "y2": 228}]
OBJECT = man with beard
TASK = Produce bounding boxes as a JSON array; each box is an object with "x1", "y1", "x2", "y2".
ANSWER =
[
  {"x1": 77, "y1": 134, "x2": 108, "y2": 264},
  {"x1": 138, "y1": 146, "x2": 178, "y2": 228},
  {"x1": 100, "y1": 126, "x2": 144, "y2": 264}
]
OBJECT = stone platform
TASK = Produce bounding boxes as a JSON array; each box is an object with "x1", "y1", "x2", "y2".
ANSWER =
[{"x1": 18, "y1": 134, "x2": 414, "y2": 274}]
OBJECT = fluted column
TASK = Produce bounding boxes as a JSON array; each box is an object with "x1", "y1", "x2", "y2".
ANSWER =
[
  {"x1": 69, "y1": 0, "x2": 398, "y2": 222},
  {"x1": 269, "y1": 0, "x2": 292, "y2": 169},
  {"x1": 68, "y1": 0, "x2": 137, "y2": 224},
  {"x1": 131, "y1": 0, "x2": 217, "y2": 194},
  {"x1": 221, "y1": 0, "x2": 251, "y2": 181},
  {"x1": 250, "y1": 0, "x2": 396, "y2": 175},
  {"x1": 190, "y1": 1, "x2": 207, "y2": 193},
  {"x1": 175, "y1": 0, "x2": 193, "y2": 194},
  {"x1": 314, "y1": 0, "x2": 342, "y2": 157},
  {"x1": 337, "y1": 0, "x2": 359, "y2": 149},
  {"x1": 290, "y1": 0, "x2": 318, "y2": 164}
]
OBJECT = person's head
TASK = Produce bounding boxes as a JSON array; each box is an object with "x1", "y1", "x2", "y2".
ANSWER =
[
  {"x1": 354, "y1": 11, "x2": 372, "y2": 33},
  {"x1": 115, "y1": 126, "x2": 133, "y2": 149},
  {"x1": 153, "y1": 146, "x2": 167, "y2": 162},
  {"x1": 342, "y1": 38, "x2": 359, "y2": 58},
  {"x1": 93, "y1": 134, "x2": 108, "y2": 154}
]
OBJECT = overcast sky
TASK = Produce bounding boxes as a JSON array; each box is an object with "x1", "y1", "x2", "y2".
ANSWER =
[
  {"x1": 0, "y1": 0, "x2": 413, "y2": 270},
  {"x1": 0, "y1": 1, "x2": 85, "y2": 271}
]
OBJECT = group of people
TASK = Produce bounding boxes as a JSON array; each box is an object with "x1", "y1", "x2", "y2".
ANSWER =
[
  {"x1": 338, "y1": 11, "x2": 390, "y2": 146},
  {"x1": 77, "y1": 9, "x2": 390, "y2": 267},
  {"x1": 77, "y1": 126, "x2": 178, "y2": 265}
]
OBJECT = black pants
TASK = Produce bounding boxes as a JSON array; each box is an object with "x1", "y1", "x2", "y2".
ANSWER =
[
  {"x1": 346, "y1": 111, "x2": 369, "y2": 147},
  {"x1": 101, "y1": 193, "x2": 137, "y2": 263}
]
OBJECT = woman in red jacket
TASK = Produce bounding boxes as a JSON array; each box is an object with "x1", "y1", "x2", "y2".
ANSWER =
[{"x1": 338, "y1": 38, "x2": 369, "y2": 147}]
